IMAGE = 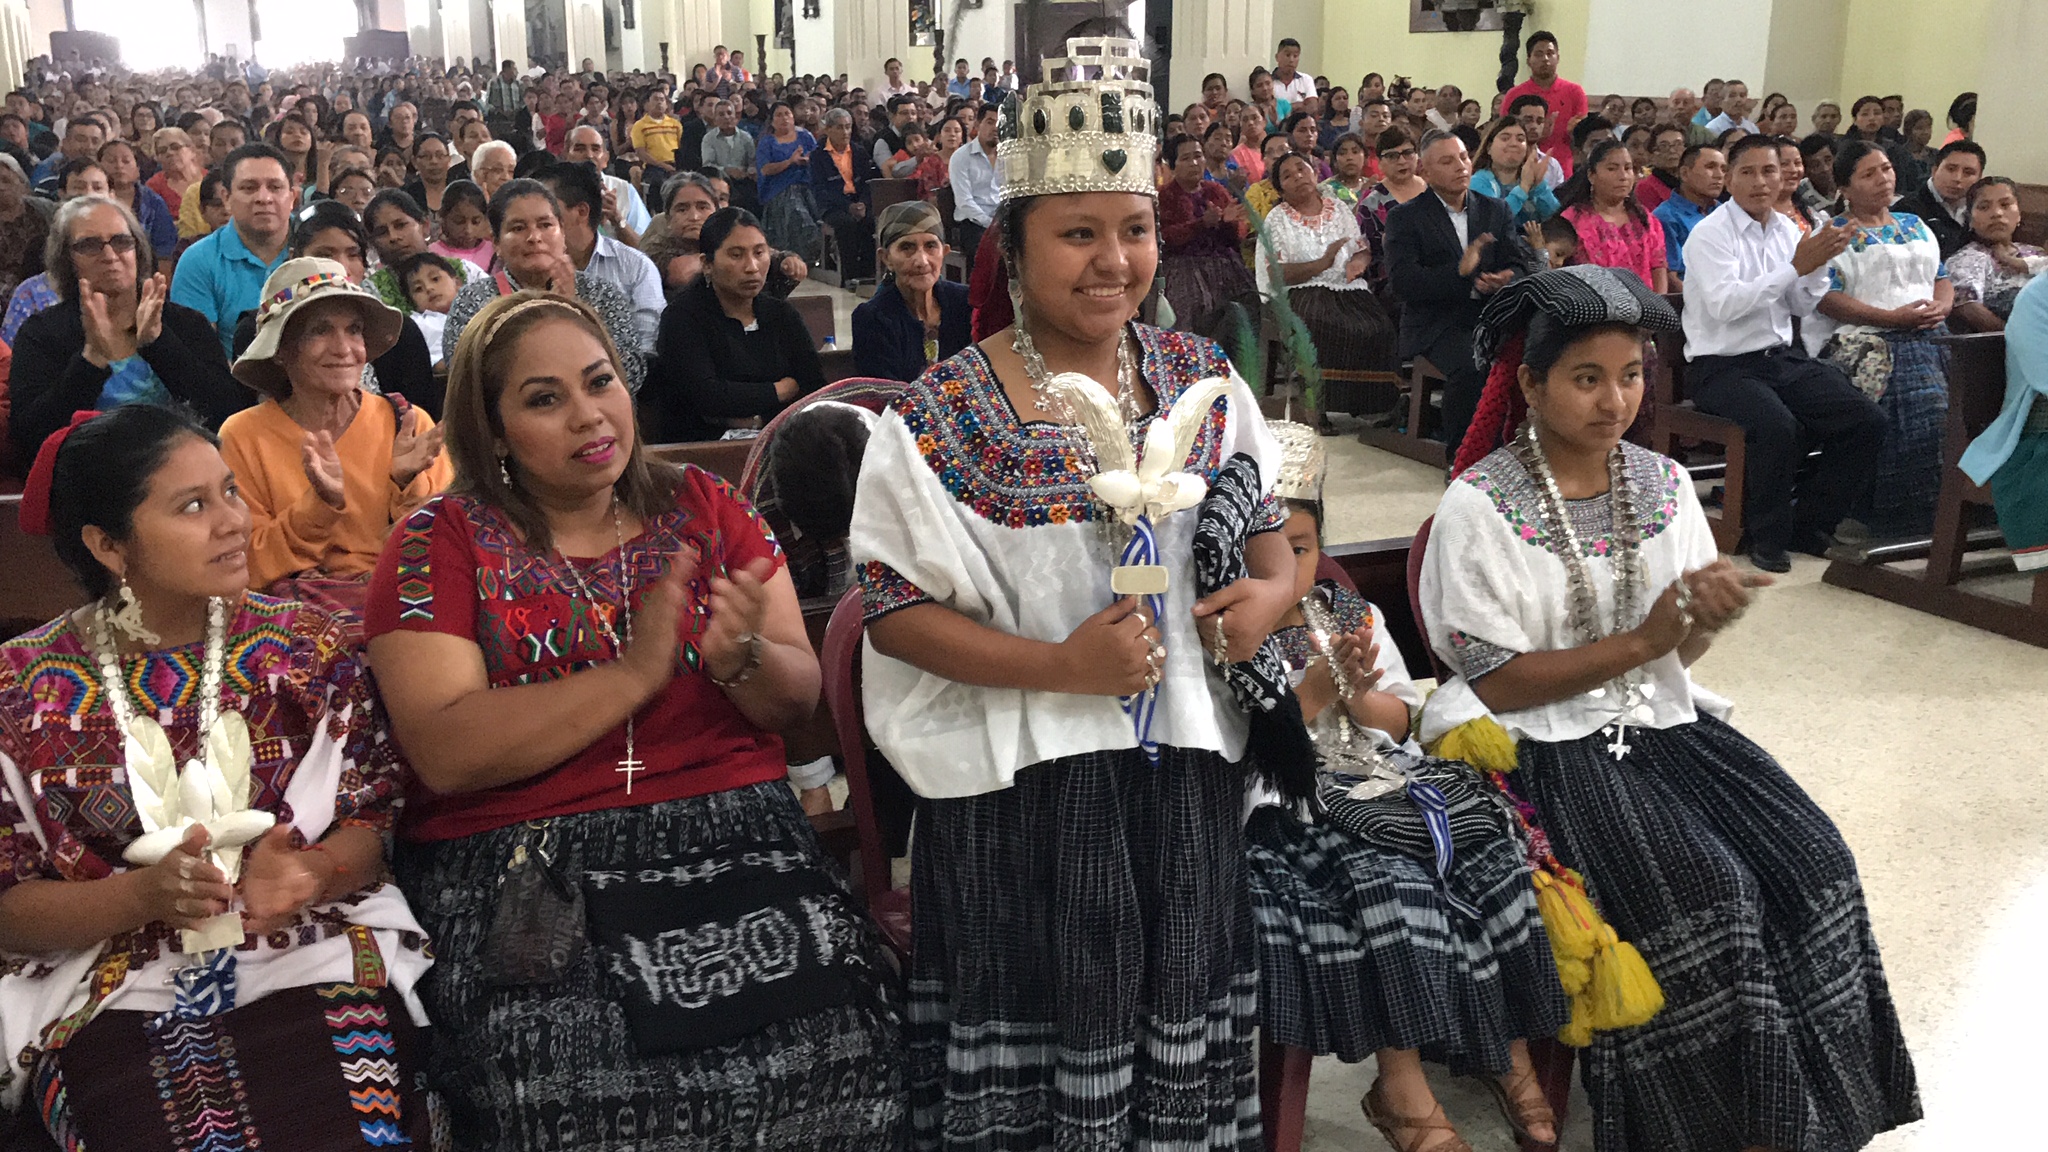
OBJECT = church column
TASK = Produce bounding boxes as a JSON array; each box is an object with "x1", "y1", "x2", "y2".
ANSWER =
[
  {"x1": 666, "y1": 0, "x2": 721, "y2": 76},
  {"x1": 1975, "y1": 0, "x2": 2046, "y2": 181},
  {"x1": 832, "y1": 0, "x2": 912, "y2": 94},
  {"x1": 1167, "y1": 0, "x2": 1270, "y2": 113},
  {"x1": 489, "y1": 0, "x2": 527, "y2": 67},
  {"x1": 564, "y1": 0, "x2": 603, "y2": 69}
]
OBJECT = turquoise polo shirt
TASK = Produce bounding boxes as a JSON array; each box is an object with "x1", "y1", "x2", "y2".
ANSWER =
[{"x1": 168, "y1": 222, "x2": 290, "y2": 357}]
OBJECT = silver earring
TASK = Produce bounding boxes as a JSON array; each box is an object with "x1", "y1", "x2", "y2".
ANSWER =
[
  {"x1": 499, "y1": 457, "x2": 514, "y2": 487},
  {"x1": 103, "y1": 579, "x2": 160, "y2": 646}
]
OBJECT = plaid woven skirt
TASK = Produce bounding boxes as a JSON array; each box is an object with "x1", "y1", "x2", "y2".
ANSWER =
[
  {"x1": 394, "y1": 782, "x2": 907, "y2": 1152},
  {"x1": 906, "y1": 746, "x2": 1261, "y2": 1152},
  {"x1": 1519, "y1": 716, "x2": 1921, "y2": 1152},
  {"x1": 1856, "y1": 329, "x2": 1949, "y2": 537},
  {"x1": 1244, "y1": 795, "x2": 1569, "y2": 1072}
]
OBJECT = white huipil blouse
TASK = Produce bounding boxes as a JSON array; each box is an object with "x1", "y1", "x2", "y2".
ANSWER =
[
  {"x1": 850, "y1": 324, "x2": 1283, "y2": 799},
  {"x1": 1418, "y1": 441, "x2": 1733, "y2": 746}
]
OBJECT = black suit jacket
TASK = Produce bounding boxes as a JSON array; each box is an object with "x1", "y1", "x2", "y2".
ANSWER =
[
  {"x1": 1891, "y1": 183, "x2": 1969, "y2": 260},
  {"x1": 810, "y1": 143, "x2": 879, "y2": 217},
  {"x1": 1384, "y1": 188, "x2": 1532, "y2": 357}
]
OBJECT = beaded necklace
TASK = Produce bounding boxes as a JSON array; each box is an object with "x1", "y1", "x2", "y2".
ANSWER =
[{"x1": 1511, "y1": 420, "x2": 1656, "y2": 759}]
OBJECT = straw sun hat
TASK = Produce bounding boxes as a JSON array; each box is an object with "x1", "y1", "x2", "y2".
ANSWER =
[{"x1": 232, "y1": 257, "x2": 405, "y2": 396}]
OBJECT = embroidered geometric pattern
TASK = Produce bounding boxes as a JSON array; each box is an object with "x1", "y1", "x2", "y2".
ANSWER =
[
  {"x1": 1460, "y1": 441, "x2": 1681, "y2": 557},
  {"x1": 144, "y1": 1015, "x2": 262, "y2": 1151},
  {"x1": 892, "y1": 323, "x2": 1236, "y2": 528},
  {"x1": 321, "y1": 984, "x2": 411, "y2": 1146},
  {"x1": 859, "y1": 559, "x2": 935, "y2": 622},
  {"x1": 393, "y1": 508, "x2": 438, "y2": 622}
]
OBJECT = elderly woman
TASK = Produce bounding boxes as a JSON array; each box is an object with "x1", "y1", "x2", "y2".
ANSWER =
[
  {"x1": 10, "y1": 194, "x2": 246, "y2": 462},
  {"x1": 441, "y1": 178, "x2": 648, "y2": 391},
  {"x1": 1811, "y1": 140, "x2": 1955, "y2": 537},
  {"x1": 810, "y1": 106, "x2": 878, "y2": 282},
  {"x1": 1947, "y1": 177, "x2": 2047, "y2": 333},
  {"x1": 1258, "y1": 151, "x2": 1400, "y2": 414},
  {"x1": 145, "y1": 127, "x2": 207, "y2": 219},
  {"x1": 852, "y1": 200, "x2": 971, "y2": 382},
  {"x1": 648, "y1": 207, "x2": 825, "y2": 439},
  {"x1": 230, "y1": 201, "x2": 444, "y2": 419},
  {"x1": 1157, "y1": 132, "x2": 1255, "y2": 337},
  {"x1": 468, "y1": 137, "x2": 517, "y2": 202},
  {"x1": 363, "y1": 291, "x2": 905, "y2": 1149},
  {"x1": 1428, "y1": 268, "x2": 1919, "y2": 1152},
  {"x1": 217, "y1": 257, "x2": 452, "y2": 601},
  {"x1": 401, "y1": 132, "x2": 455, "y2": 218},
  {"x1": 851, "y1": 33, "x2": 1292, "y2": 1147},
  {"x1": 0, "y1": 403, "x2": 434, "y2": 1149}
]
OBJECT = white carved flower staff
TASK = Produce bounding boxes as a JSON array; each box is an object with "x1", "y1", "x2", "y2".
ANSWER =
[
  {"x1": 91, "y1": 596, "x2": 276, "y2": 953},
  {"x1": 1043, "y1": 373, "x2": 1234, "y2": 760}
]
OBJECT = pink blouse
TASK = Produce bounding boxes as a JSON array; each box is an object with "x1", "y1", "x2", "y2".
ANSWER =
[{"x1": 1561, "y1": 204, "x2": 1668, "y2": 290}]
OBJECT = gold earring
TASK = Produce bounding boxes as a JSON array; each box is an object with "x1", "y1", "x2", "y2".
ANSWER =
[{"x1": 103, "y1": 578, "x2": 160, "y2": 646}]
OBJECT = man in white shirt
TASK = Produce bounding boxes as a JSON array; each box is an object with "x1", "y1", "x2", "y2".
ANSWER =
[
  {"x1": 951, "y1": 103, "x2": 1002, "y2": 278},
  {"x1": 1703, "y1": 79, "x2": 1760, "y2": 135},
  {"x1": 879, "y1": 58, "x2": 919, "y2": 101},
  {"x1": 1681, "y1": 134, "x2": 1881, "y2": 572},
  {"x1": 564, "y1": 126, "x2": 652, "y2": 242},
  {"x1": 872, "y1": 97, "x2": 922, "y2": 177},
  {"x1": 1426, "y1": 83, "x2": 1463, "y2": 133},
  {"x1": 542, "y1": 161, "x2": 665, "y2": 350},
  {"x1": 1271, "y1": 39, "x2": 1317, "y2": 107}
]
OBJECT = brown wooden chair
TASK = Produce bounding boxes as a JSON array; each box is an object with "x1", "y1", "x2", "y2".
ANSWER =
[
  {"x1": 788, "y1": 292, "x2": 838, "y2": 349},
  {"x1": 868, "y1": 177, "x2": 919, "y2": 218},
  {"x1": 820, "y1": 586, "x2": 913, "y2": 960},
  {"x1": 0, "y1": 493, "x2": 79, "y2": 642},
  {"x1": 1356, "y1": 355, "x2": 1449, "y2": 470},
  {"x1": 1647, "y1": 309, "x2": 1748, "y2": 555},
  {"x1": 644, "y1": 439, "x2": 755, "y2": 484},
  {"x1": 1823, "y1": 331, "x2": 2048, "y2": 647}
]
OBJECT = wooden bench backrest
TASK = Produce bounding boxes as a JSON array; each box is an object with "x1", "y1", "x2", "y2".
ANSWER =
[
  {"x1": 2017, "y1": 183, "x2": 2048, "y2": 248},
  {"x1": 1937, "y1": 332, "x2": 2009, "y2": 440},
  {"x1": 788, "y1": 293, "x2": 838, "y2": 349},
  {"x1": 0, "y1": 494, "x2": 82, "y2": 641},
  {"x1": 645, "y1": 439, "x2": 755, "y2": 484},
  {"x1": 869, "y1": 178, "x2": 919, "y2": 218}
]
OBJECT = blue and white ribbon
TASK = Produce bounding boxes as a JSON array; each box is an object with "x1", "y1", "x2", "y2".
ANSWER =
[
  {"x1": 1408, "y1": 778, "x2": 1484, "y2": 920},
  {"x1": 1118, "y1": 514, "x2": 1164, "y2": 765}
]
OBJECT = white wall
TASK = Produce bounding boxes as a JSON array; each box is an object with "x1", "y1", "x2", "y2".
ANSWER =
[
  {"x1": 949, "y1": 2, "x2": 1012, "y2": 77},
  {"x1": 792, "y1": 0, "x2": 834, "y2": 79},
  {"x1": 1581, "y1": 0, "x2": 1770, "y2": 100},
  {"x1": 491, "y1": 0, "x2": 527, "y2": 68},
  {"x1": 1269, "y1": 0, "x2": 1320, "y2": 74},
  {"x1": 1168, "y1": 0, "x2": 1269, "y2": 114},
  {"x1": 202, "y1": 0, "x2": 253, "y2": 58},
  {"x1": 834, "y1": 0, "x2": 913, "y2": 94}
]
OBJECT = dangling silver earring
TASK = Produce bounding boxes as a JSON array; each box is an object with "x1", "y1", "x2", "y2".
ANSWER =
[
  {"x1": 102, "y1": 579, "x2": 160, "y2": 646},
  {"x1": 499, "y1": 457, "x2": 514, "y2": 487}
]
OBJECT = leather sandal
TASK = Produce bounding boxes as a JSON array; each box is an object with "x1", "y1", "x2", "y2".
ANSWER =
[
  {"x1": 1483, "y1": 1066, "x2": 1559, "y2": 1151},
  {"x1": 1361, "y1": 1080, "x2": 1474, "y2": 1152}
]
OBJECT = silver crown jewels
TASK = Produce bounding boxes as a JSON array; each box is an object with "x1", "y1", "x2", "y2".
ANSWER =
[{"x1": 996, "y1": 36, "x2": 1160, "y2": 202}]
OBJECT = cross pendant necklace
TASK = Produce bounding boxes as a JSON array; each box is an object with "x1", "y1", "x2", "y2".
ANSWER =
[
  {"x1": 556, "y1": 499, "x2": 642, "y2": 795},
  {"x1": 1605, "y1": 720, "x2": 1633, "y2": 760}
]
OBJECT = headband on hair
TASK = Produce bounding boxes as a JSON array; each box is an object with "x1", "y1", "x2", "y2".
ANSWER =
[
  {"x1": 476, "y1": 294, "x2": 585, "y2": 350},
  {"x1": 18, "y1": 410, "x2": 99, "y2": 536}
]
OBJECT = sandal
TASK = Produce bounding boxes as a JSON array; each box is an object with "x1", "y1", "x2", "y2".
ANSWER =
[
  {"x1": 1483, "y1": 1066, "x2": 1559, "y2": 1151},
  {"x1": 1361, "y1": 1080, "x2": 1474, "y2": 1152}
]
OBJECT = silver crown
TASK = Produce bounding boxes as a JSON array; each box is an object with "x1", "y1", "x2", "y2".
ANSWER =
[
  {"x1": 1270, "y1": 421, "x2": 1327, "y2": 505},
  {"x1": 995, "y1": 36, "x2": 1159, "y2": 202}
]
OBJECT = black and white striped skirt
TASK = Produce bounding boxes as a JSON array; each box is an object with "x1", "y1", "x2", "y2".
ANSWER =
[
  {"x1": 1519, "y1": 715, "x2": 1921, "y2": 1152},
  {"x1": 906, "y1": 746, "x2": 1261, "y2": 1151},
  {"x1": 1245, "y1": 771, "x2": 1569, "y2": 1072}
]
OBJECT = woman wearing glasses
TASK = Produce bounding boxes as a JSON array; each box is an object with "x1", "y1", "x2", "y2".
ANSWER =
[{"x1": 9, "y1": 194, "x2": 247, "y2": 463}]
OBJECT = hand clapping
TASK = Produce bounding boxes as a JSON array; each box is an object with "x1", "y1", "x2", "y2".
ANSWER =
[
  {"x1": 702, "y1": 557, "x2": 777, "y2": 682},
  {"x1": 389, "y1": 406, "x2": 445, "y2": 489}
]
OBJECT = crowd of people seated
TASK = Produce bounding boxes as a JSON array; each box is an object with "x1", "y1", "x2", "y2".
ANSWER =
[{"x1": 0, "y1": 16, "x2": 2033, "y2": 1152}]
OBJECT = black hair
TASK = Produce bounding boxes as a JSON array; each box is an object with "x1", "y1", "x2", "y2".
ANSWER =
[
  {"x1": 1797, "y1": 132, "x2": 1838, "y2": 163},
  {"x1": 1163, "y1": 132, "x2": 1198, "y2": 166},
  {"x1": 1452, "y1": 124, "x2": 1483, "y2": 156},
  {"x1": 1833, "y1": 137, "x2": 1886, "y2": 188},
  {"x1": 395, "y1": 250, "x2": 458, "y2": 296},
  {"x1": 1280, "y1": 110, "x2": 1315, "y2": 138},
  {"x1": 488, "y1": 177, "x2": 560, "y2": 233},
  {"x1": 1723, "y1": 132, "x2": 1781, "y2": 171},
  {"x1": 1538, "y1": 214, "x2": 1579, "y2": 251},
  {"x1": 49, "y1": 404, "x2": 217, "y2": 599},
  {"x1": 1851, "y1": 95, "x2": 1884, "y2": 117},
  {"x1": 1277, "y1": 37, "x2": 1301, "y2": 51},
  {"x1": 1966, "y1": 176, "x2": 2020, "y2": 228},
  {"x1": 699, "y1": 205, "x2": 765, "y2": 255},
  {"x1": 1508, "y1": 93, "x2": 1550, "y2": 120},
  {"x1": 410, "y1": 130, "x2": 450, "y2": 156},
  {"x1": 221, "y1": 140, "x2": 290, "y2": 188},
  {"x1": 513, "y1": 148, "x2": 554, "y2": 179},
  {"x1": 1935, "y1": 139, "x2": 1987, "y2": 170},
  {"x1": 1631, "y1": 96, "x2": 1657, "y2": 116},
  {"x1": 1525, "y1": 30, "x2": 1559, "y2": 55},
  {"x1": 1557, "y1": 140, "x2": 1646, "y2": 223},
  {"x1": 1203, "y1": 120, "x2": 1233, "y2": 144},
  {"x1": 1715, "y1": 127, "x2": 1750, "y2": 152},
  {"x1": 439, "y1": 178, "x2": 489, "y2": 220},
  {"x1": 1948, "y1": 92, "x2": 1977, "y2": 130},
  {"x1": 1679, "y1": 142, "x2": 1718, "y2": 170},
  {"x1": 196, "y1": 168, "x2": 226, "y2": 210},
  {"x1": 1270, "y1": 150, "x2": 1317, "y2": 192},
  {"x1": 364, "y1": 187, "x2": 427, "y2": 232},
  {"x1": 1569, "y1": 114, "x2": 1613, "y2": 150},
  {"x1": 289, "y1": 198, "x2": 368, "y2": 256},
  {"x1": 537, "y1": 159, "x2": 603, "y2": 220},
  {"x1": 770, "y1": 404, "x2": 871, "y2": 545},
  {"x1": 55, "y1": 156, "x2": 103, "y2": 191}
]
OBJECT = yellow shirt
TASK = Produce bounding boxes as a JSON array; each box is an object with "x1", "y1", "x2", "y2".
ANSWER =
[
  {"x1": 631, "y1": 115, "x2": 683, "y2": 165},
  {"x1": 219, "y1": 394, "x2": 453, "y2": 590}
]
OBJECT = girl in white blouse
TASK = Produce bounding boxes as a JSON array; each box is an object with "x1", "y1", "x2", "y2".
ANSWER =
[{"x1": 1421, "y1": 267, "x2": 1920, "y2": 1152}]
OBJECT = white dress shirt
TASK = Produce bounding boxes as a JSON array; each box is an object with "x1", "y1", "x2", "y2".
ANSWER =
[
  {"x1": 583, "y1": 233, "x2": 666, "y2": 350},
  {"x1": 1703, "y1": 112, "x2": 1760, "y2": 136},
  {"x1": 1437, "y1": 191, "x2": 1470, "y2": 248},
  {"x1": 1679, "y1": 199, "x2": 1831, "y2": 359},
  {"x1": 952, "y1": 139, "x2": 1001, "y2": 228},
  {"x1": 599, "y1": 173, "x2": 653, "y2": 237},
  {"x1": 1273, "y1": 71, "x2": 1318, "y2": 107}
]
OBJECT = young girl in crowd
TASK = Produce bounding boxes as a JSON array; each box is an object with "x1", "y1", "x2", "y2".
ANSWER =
[{"x1": 429, "y1": 178, "x2": 496, "y2": 271}]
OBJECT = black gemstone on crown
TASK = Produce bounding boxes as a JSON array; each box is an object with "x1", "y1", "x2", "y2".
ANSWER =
[
  {"x1": 1068, "y1": 104, "x2": 1086, "y2": 130},
  {"x1": 1100, "y1": 91, "x2": 1124, "y2": 134}
]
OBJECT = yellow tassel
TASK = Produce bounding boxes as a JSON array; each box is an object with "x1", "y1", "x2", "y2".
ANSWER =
[
  {"x1": 1586, "y1": 927, "x2": 1665, "y2": 1030},
  {"x1": 1430, "y1": 716, "x2": 1519, "y2": 773},
  {"x1": 1558, "y1": 992, "x2": 1596, "y2": 1048}
]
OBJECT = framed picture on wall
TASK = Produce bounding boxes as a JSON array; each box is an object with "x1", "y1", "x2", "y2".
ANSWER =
[
  {"x1": 1410, "y1": 0, "x2": 1505, "y2": 33},
  {"x1": 910, "y1": 0, "x2": 938, "y2": 47}
]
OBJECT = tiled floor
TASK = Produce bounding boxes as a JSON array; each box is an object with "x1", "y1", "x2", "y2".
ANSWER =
[{"x1": 816, "y1": 283, "x2": 2048, "y2": 1148}]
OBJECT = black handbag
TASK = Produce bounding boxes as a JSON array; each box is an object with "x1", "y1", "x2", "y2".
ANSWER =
[{"x1": 480, "y1": 820, "x2": 588, "y2": 987}]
